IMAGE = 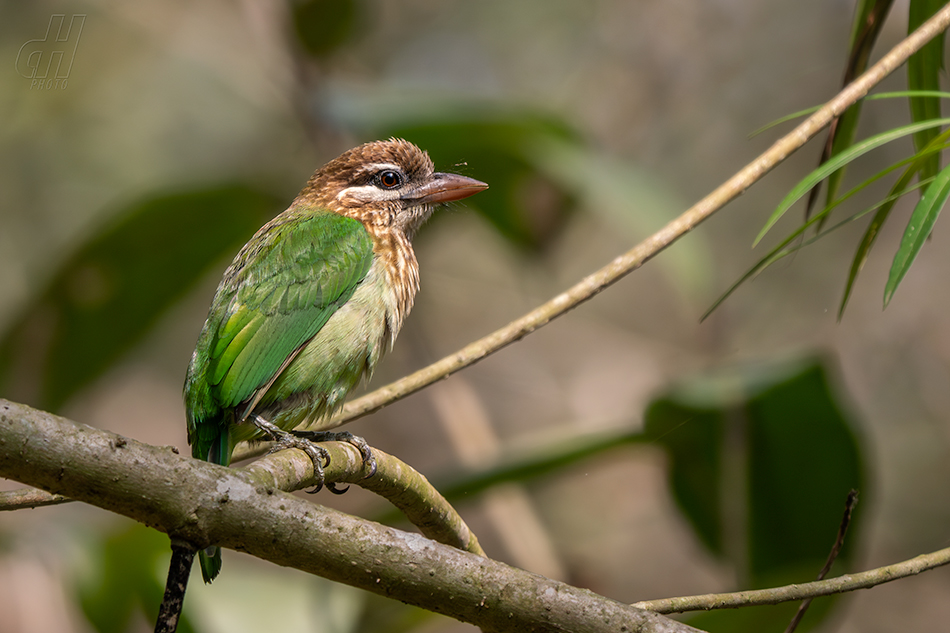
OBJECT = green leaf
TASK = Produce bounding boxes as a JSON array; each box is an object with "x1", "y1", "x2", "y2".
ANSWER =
[
  {"x1": 748, "y1": 105, "x2": 822, "y2": 138},
  {"x1": 838, "y1": 128, "x2": 950, "y2": 317},
  {"x1": 291, "y1": 0, "x2": 359, "y2": 58},
  {"x1": 749, "y1": 91, "x2": 950, "y2": 139},
  {"x1": 908, "y1": 0, "x2": 947, "y2": 182},
  {"x1": 378, "y1": 111, "x2": 581, "y2": 251},
  {"x1": 868, "y1": 89, "x2": 950, "y2": 100},
  {"x1": 373, "y1": 427, "x2": 646, "y2": 526},
  {"x1": 817, "y1": 0, "x2": 895, "y2": 229},
  {"x1": 705, "y1": 175, "x2": 930, "y2": 323},
  {"x1": 644, "y1": 357, "x2": 865, "y2": 596},
  {"x1": 705, "y1": 139, "x2": 949, "y2": 320},
  {"x1": 884, "y1": 162, "x2": 950, "y2": 306},
  {"x1": 754, "y1": 117, "x2": 950, "y2": 247},
  {"x1": 0, "y1": 184, "x2": 282, "y2": 411}
]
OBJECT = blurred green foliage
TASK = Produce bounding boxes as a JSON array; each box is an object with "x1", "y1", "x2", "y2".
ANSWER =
[
  {"x1": 291, "y1": 0, "x2": 360, "y2": 58},
  {"x1": 719, "y1": 0, "x2": 950, "y2": 319},
  {"x1": 645, "y1": 357, "x2": 864, "y2": 632},
  {"x1": 0, "y1": 185, "x2": 282, "y2": 411},
  {"x1": 0, "y1": 1, "x2": 907, "y2": 631},
  {"x1": 79, "y1": 523, "x2": 195, "y2": 633},
  {"x1": 379, "y1": 112, "x2": 580, "y2": 251}
]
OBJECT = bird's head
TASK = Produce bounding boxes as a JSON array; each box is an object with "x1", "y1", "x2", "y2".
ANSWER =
[{"x1": 297, "y1": 138, "x2": 488, "y2": 237}]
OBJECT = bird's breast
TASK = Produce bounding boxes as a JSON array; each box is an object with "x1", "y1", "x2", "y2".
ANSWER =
[
  {"x1": 252, "y1": 251, "x2": 417, "y2": 433},
  {"x1": 363, "y1": 226, "x2": 420, "y2": 338}
]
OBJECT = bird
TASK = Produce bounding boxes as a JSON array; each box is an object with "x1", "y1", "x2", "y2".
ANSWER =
[{"x1": 183, "y1": 138, "x2": 487, "y2": 583}]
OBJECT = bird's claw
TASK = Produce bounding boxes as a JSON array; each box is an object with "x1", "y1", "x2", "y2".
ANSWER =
[
  {"x1": 251, "y1": 416, "x2": 377, "y2": 493},
  {"x1": 291, "y1": 430, "x2": 378, "y2": 480},
  {"x1": 269, "y1": 434, "x2": 331, "y2": 491},
  {"x1": 252, "y1": 415, "x2": 331, "y2": 491}
]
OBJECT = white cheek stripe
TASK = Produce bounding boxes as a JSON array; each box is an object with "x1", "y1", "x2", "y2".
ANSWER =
[
  {"x1": 336, "y1": 184, "x2": 400, "y2": 203},
  {"x1": 337, "y1": 163, "x2": 405, "y2": 202}
]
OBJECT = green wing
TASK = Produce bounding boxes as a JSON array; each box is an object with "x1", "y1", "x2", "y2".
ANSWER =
[{"x1": 186, "y1": 210, "x2": 374, "y2": 462}]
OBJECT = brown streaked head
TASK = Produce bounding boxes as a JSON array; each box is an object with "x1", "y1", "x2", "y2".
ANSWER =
[{"x1": 296, "y1": 138, "x2": 488, "y2": 236}]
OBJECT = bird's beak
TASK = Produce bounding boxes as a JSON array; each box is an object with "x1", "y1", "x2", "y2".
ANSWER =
[{"x1": 404, "y1": 173, "x2": 488, "y2": 205}]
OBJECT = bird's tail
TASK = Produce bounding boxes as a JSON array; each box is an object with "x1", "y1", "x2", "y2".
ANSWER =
[
  {"x1": 198, "y1": 546, "x2": 223, "y2": 583},
  {"x1": 197, "y1": 427, "x2": 229, "y2": 583},
  {"x1": 190, "y1": 421, "x2": 231, "y2": 584}
]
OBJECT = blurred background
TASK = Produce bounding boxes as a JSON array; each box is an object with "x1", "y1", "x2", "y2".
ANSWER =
[{"x1": 2, "y1": 1, "x2": 950, "y2": 632}]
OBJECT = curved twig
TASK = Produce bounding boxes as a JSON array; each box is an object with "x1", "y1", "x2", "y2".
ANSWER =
[
  {"x1": 243, "y1": 442, "x2": 484, "y2": 556},
  {"x1": 232, "y1": 2, "x2": 950, "y2": 467},
  {"x1": 633, "y1": 546, "x2": 950, "y2": 614}
]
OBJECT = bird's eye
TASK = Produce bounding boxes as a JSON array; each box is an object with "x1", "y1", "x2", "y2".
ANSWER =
[{"x1": 377, "y1": 170, "x2": 403, "y2": 189}]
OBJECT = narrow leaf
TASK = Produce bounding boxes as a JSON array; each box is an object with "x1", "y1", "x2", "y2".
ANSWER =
[
  {"x1": 0, "y1": 185, "x2": 282, "y2": 410},
  {"x1": 884, "y1": 163, "x2": 950, "y2": 306},
  {"x1": 704, "y1": 177, "x2": 931, "y2": 322},
  {"x1": 749, "y1": 91, "x2": 950, "y2": 139},
  {"x1": 705, "y1": 139, "x2": 949, "y2": 321},
  {"x1": 839, "y1": 127, "x2": 950, "y2": 317},
  {"x1": 816, "y1": 0, "x2": 895, "y2": 229},
  {"x1": 754, "y1": 117, "x2": 950, "y2": 247},
  {"x1": 749, "y1": 106, "x2": 823, "y2": 138},
  {"x1": 907, "y1": 0, "x2": 946, "y2": 181}
]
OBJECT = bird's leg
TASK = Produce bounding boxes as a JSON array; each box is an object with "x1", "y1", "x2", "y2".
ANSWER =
[
  {"x1": 251, "y1": 415, "x2": 331, "y2": 491},
  {"x1": 290, "y1": 430, "x2": 378, "y2": 493}
]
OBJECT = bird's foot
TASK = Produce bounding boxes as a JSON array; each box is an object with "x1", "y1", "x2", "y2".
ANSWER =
[
  {"x1": 252, "y1": 415, "x2": 331, "y2": 491},
  {"x1": 291, "y1": 430, "x2": 378, "y2": 494}
]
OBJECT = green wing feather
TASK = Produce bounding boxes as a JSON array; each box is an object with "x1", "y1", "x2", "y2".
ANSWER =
[{"x1": 185, "y1": 210, "x2": 374, "y2": 464}]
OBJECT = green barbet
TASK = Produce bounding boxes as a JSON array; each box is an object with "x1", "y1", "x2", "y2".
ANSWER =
[{"x1": 184, "y1": 139, "x2": 487, "y2": 582}]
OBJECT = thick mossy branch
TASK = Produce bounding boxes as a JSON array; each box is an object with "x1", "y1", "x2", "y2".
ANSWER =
[
  {"x1": 2, "y1": 421, "x2": 482, "y2": 556},
  {"x1": 0, "y1": 399, "x2": 698, "y2": 633},
  {"x1": 242, "y1": 442, "x2": 484, "y2": 556}
]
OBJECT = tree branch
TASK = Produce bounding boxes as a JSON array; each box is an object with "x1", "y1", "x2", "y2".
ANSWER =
[
  {"x1": 243, "y1": 440, "x2": 485, "y2": 555},
  {"x1": 633, "y1": 546, "x2": 950, "y2": 614},
  {"x1": 0, "y1": 399, "x2": 698, "y2": 633},
  {"x1": 284, "y1": 2, "x2": 950, "y2": 433},
  {"x1": 1, "y1": 428, "x2": 483, "y2": 556},
  {"x1": 0, "y1": 486, "x2": 67, "y2": 510}
]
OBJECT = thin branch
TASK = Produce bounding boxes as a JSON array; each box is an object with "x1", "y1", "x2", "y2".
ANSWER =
[
  {"x1": 0, "y1": 399, "x2": 699, "y2": 633},
  {"x1": 155, "y1": 540, "x2": 196, "y2": 633},
  {"x1": 0, "y1": 486, "x2": 67, "y2": 510},
  {"x1": 784, "y1": 489, "x2": 859, "y2": 633},
  {"x1": 289, "y1": 2, "x2": 950, "y2": 436},
  {"x1": 633, "y1": 546, "x2": 950, "y2": 614}
]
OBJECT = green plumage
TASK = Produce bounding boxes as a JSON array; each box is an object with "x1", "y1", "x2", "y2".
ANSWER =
[
  {"x1": 181, "y1": 138, "x2": 487, "y2": 587},
  {"x1": 185, "y1": 209, "x2": 376, "y2": 581},
  {"x1": 186, "y1": 209, "x2": 374, "y2": 465}
]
